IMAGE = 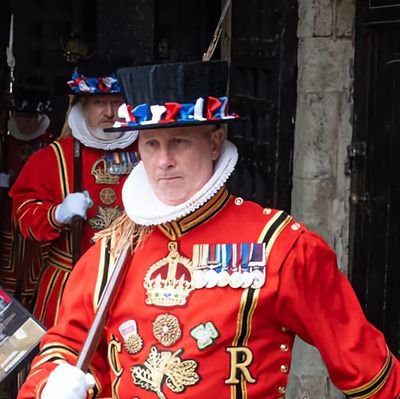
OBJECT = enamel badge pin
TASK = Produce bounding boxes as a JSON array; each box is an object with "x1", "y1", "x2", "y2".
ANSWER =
[{"x1": 119, "y1": 319, "x2": 143, "y2": 355}]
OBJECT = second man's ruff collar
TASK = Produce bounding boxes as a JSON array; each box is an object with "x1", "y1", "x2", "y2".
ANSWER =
[{"x1": 69, "y1": 103, "x2": 138, "y2": 150}]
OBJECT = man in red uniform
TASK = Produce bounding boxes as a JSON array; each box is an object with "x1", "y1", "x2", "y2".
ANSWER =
[
  {"x1": 17, "y1": 61, "x2": 400, "y2": 399},
  {"x1": 0, "y1": 87, "x2": 54, "y2": 309},
  {"x1": 9, "y1": 65, "x2": 138, "y2": 328}
]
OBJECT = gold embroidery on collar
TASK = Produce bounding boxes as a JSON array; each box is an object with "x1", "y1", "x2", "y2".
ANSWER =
[{"x1": 158, "y1": 187, "x2": 230, "y2": 240}]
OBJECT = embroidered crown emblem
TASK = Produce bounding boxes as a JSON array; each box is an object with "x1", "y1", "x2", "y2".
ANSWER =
[
  {"x1": 144, "y1": 242, "x2": 194, "y2": 307},
  {"x1": 91, "y1": 158, "x2": 120, "y2": 185}
]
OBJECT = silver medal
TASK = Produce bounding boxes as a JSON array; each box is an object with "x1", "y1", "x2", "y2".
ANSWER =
[
  {"x1": 240, "y1": 271, "x2": 254, "y2": 288},
  {"x1": 229, "y1": 271, "x2": 243, "y2": 289},
  {"x1": 192, "y1": 270, "x2": 207, "y2": 289},
  {"x1": 205, "y1": 269, "x2": 219, "y2": 288},
  {"x1": 251, "y1": 269, "x2": 265, "y2": 289},
  {"x1": 217, "y1": 270, "x2": 230, "y2": 287}
]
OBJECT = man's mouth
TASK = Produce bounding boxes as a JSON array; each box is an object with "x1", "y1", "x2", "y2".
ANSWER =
[
  {"x1": 158, "y1": 176, "x2": 181, "y2": 182},
  {"x1": 99, "y1": 121, "x2": 114, "y2": 126}
]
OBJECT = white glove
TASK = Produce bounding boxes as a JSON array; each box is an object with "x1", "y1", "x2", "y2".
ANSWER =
[
  {"x1": 0, "y1": 172, "x2": 10, "y2": 188},
  {"x1": 41, "y1": 363, "x2": 96, "y2": 399},
  {"x1": 55, "y1": 191, "x2": 93, "y2": 225}
]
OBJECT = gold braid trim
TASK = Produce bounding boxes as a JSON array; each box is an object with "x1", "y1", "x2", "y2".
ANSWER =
[{"x1": 343, "y1": 348, "x2": 393, "y2": 398}]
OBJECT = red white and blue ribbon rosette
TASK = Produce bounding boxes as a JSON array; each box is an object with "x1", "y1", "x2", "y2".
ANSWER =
[
  {"x1": 113, "y1": 96, "x2": 239, "y2": 129},
  {"x1": 67, "y1": 68, "x2": 120, "y2": 94}
]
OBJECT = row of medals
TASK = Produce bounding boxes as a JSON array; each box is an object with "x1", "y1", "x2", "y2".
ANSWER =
[
  {"x1": 89, "y1": 152, "x2": 138, "y2": 229},
  {"x1": 192, "y1": 267, "x2": 266, "y2": 289},
  {"x1": 105, "y1": 151, "x2": 137, "y2": 175},
  {"x1": 191, "y1": 242, "x2": 267, "y2": 290}
]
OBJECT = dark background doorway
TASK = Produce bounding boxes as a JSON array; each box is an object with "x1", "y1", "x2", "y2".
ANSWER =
[
  {"x1": 0, "y1": 0, "x2": 297, "y2": 209},
  {"x1": 351, "y1": 0, "x2": 400, "y2": 356}
]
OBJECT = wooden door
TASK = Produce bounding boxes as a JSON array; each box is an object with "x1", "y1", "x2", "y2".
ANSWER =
[
  {"x1": 350, "y1": 0, "x2": 400, "y2": 355},
  {"x1": 228, "y1": 0, "x2": 298, "y2": 210}
]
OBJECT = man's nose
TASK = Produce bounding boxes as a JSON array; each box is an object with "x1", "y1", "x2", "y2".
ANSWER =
[
  {"x1": 103, "y1": 103, "x2": 115, "y2": 118},
  {"x1": 157, "y1": 147, "x2": 175, "y2": 169}
]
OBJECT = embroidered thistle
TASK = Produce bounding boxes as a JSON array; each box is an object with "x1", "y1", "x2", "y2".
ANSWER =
[{"x1": 88, "y1": 206, "x2": 122, "y2": 230}]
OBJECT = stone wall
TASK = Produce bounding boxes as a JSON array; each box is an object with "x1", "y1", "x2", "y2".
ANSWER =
[{"x1": 287, "y1": 0, "x2": 355, "y2": 398}]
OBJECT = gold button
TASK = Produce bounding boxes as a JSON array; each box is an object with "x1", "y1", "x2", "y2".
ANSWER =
[
  {"x1": 280, "y1": 344, "x2": 288, "y2": 352},
  {"x1": 291, "y1": 222, "x2": 301, "y2": 230},
  {"x1": 234, "y1": 197, "x2": 244, "y2": 206},
  {"x1": 280, "y1": 365, "x2": 288, "y2": 373},
  {"x1": 278, "y1": 386, "x2": 286, "y2": 394},
  {"x1": 263, "y1": 208, "x2": 272, "y2": 215}
]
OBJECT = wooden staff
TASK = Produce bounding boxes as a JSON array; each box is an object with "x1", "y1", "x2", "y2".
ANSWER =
[
  {"x1": 76, "y1": 245, "x2": 130, "y2": 371},
  {"x1": 202, "y1": 0, "x2": 232, "y2": 61},
  {"x1": 72, "y1": 138, "x2": 83, "y2": 265}
]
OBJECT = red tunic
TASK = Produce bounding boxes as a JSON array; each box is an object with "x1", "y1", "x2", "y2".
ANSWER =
[
  {"x1": 17, "y1": 190, "x2": 400, "y2": 399},
  {"x1": 9, "y1": 136, "x2": 137, "y2": 328},
  {"x1": 0, "y1": 131, "x2": 53, "y2": 309}
]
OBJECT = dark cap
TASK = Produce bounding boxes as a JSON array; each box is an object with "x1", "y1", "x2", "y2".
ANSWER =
[
  {"x1": 105, "y1": 60, "x2": 240, "y2": 132},
  {"x1": 9, "y1": 86, "x2": 52, "y2": 114},
  {"x1": 66, "y1": 58, "x2": 132, "y2": 95}
]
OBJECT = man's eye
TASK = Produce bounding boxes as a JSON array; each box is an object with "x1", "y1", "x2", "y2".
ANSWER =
[{"x1": 173, "y1": 138, "x2": 187, "y2": 144}]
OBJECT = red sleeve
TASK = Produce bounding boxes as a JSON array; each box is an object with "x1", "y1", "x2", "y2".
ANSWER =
[
  {"x1": 17, "y1": 241, "x2": 110, "y2": 399},
  {"x1": 9, "y1": 144, "x2": 66, "y2": 242},
  {"x1": 273, "y1": 230, "x2": 400, "y2": 398}
]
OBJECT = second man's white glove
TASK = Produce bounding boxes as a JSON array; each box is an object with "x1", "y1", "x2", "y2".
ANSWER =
[
  {"x1": 41, "y1": 363, "x2": 96, "y2": 399},
  {"x1": 0, "y1": 172, "x2": 11, "y2": 188},
  {"x1": 54, "y1": 191, "x2": 93, "y2": 225}
]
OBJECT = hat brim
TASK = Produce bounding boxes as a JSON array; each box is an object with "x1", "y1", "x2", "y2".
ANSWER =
[
  {"x1": 71, "y1": 91, "x2": 121, "y2": 96},
  {"x1": 10, "y1": 108, "x2": 44, "y2": 114},
  {"x1": 103, "y1": 117, "x2": 243, "y2": 133}
]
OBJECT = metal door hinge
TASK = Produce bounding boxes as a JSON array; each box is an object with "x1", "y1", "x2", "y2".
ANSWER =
[
  {"x1": 347, "y1": 141, "x2": 366, "y2": 158},
  {"x1": 346, "y1": 141, "x2": 367, "y2": 174},
  {"x1": 350, "y1": 192, "x2": 370, "y2": 206}
]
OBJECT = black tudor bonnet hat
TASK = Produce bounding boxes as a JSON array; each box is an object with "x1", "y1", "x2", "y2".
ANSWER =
[
  {"x1": 66, "y1": 58, "x2": 124, "y2": 96},
  {"x1": 105, "y1": 60, "x2": 240, "y2": 132},
  {"x1": 9, "y1": 86, "x2": 52, "y2": 114}
]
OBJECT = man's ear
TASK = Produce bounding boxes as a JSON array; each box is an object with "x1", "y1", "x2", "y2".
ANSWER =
[{"x1": 211, "y1": 128, "x2": 225, "y2": 160}]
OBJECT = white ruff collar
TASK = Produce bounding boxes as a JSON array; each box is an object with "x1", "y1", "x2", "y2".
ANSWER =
[
  {"x1": 68, "y1": 103, "x2": 138, "y2": 150},
  {"x1": 8, "y1": 114, "x2": 50, "y2": 141},
  {"x1": 123, "y1": 140, "x2": 238, "y2": 225}
]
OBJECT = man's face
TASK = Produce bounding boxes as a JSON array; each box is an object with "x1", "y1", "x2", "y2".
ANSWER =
[
  {"x1": 139, "y1": 125, "x2": 224, "y2": 206},
  {"x1": 82, "y1": 94, "x2": 124, "y2": 141},
  {"x1": 13, "y1": 112, "x2": 42, "y2": 135}
]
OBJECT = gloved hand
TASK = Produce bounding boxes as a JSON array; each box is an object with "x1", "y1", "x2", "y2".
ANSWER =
[
  {"x1": 41, "y1": 363, "x2": 96, "y2": 399},
  {"x1": 54, "y1": 191, "x2": 93, "y2": 225},
  {"x1": 0, "y1": 172, "x2": 11, "y2": 188}
]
